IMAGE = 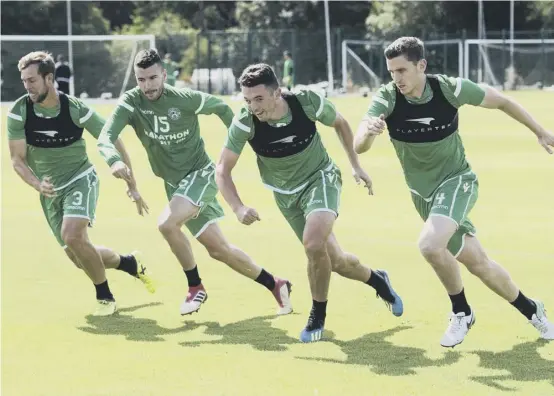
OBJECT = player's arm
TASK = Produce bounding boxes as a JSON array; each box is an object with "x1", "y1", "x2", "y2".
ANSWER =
[
  {"x1": 354, "y1": 90, "x2": 391, "y2": 154},
  {"x1": 331, "y1": 112, "x2": 373, "y2": 193},
  {"x1": 76, "y1": 100, "x2": 137, "y2": 184},
  {"x1": 8, "y1": 139, "x2": 50, "y2": 194},
  {"x1": 215, "y1": 148, "x2": 260, "y2": 225},
  {"x1": 97, "y1": 102, "x2": 149, "y2": 214},
  {"x1": 97, "y1": 103, "x2": 134, "y2": 181},
  {"x1": 478, "y1": 84, "x2": 554, "y2": 153},
  {"x1": 306, "y1": 90, "x2": 373, "y2": 193},
  {"x1": 215, "y1": 114, "x2": 260, "y2": 225},
  {"x1": 6, "y1": 107, "x2": 55, "y2": 196},
  {"x1": 190, "y1": 90, "x2": 234, "y2": 128}
]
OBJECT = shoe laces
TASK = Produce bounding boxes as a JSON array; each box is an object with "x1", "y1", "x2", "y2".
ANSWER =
[
  {"x1": 98, "y1": 299, "x2": 112, "y2": 306},
  {"x1": 306, "y1": 307, "x2": 324, "y2": 331},
  {"x1": 447, "y1": 312, "x2": 466, "y2": 334}
]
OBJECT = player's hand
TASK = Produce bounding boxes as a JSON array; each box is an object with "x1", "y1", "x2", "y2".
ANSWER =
[
  {"x1": 38, "y1": 176, "x2": 56, "y2": 198},
  {"x1": 110, "y1": 161, "x2": 132, "y2": 183},
  {"x1": 235, "y1": 205, "x2": 260, "y2": 225},
  {"x1": 127, "y1": 188, "x2": 149, "y2": 216},
  {"x1": 364, "y1": 114, "x2": 386, "y2": 136},
  {"x1": 537, "y1": 130, "x2": 554, "y2": 154},
  {"x1": 352, "y1": 166, "x2": 374, "y2": 195}
]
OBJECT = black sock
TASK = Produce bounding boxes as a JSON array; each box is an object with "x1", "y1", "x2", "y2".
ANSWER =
[
  {"x1": 184, "y1": 266, "x2": 202, "y2": 288},
  {"x1": 255, "y1": 269, "x2": 276, "y2": 291},
  {"x1": 117, "y1": 254, "x2": 138, "y2": 277},
  {"x1": 510, "y1": 291, "x2": 537, "y2": 320},
  {"x1": 312, "y1": 300, "x2": 327, "y2": 320},
  {"x1": 95, "y1": 280, "x2": 114, "y2": 301},
  {"x1": 366, "y1": 271, "x2": 394, "y2": 303},
  {"x1": 449, "y1": 289, "x2": 471, "y2": 315}
]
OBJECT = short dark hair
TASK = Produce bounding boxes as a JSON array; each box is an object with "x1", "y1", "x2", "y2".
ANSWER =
[
  {"x1": 238, "y1": 63, "x2": 279, "y2": 89},
  {"x1": 135, "y1": 49, "x2": 162, "y2": 69},
  {"x1": 384, "y1": 37, "x2": 425, "y2": 63},
  {"x1": 18, "y1": 51, "x2": 55, "y2": 78},
  {"x1": 283, "y1": 50, "x2": 292, "y2": 57}
]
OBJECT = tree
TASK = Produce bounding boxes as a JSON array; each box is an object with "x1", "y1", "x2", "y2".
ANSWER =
[
  {"x1": 1, "y1": 1, "x2": 115, "y2": 100},
  {"x1": 528, "y1": 2, "x2": 554, "y2": 29}
]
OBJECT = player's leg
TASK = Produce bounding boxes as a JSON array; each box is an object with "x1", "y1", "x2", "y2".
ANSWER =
[
  {"x1": 307, "y1": 163, "x2": 403, "y2": 316},
  {"x1": 60, "y1": 172, "x2": 116, "y2": 315},
  {"x1": 457, "y1": 234, "x2": 554, "y2": 340},
  {"x1": 300, "y1": 210, "x2": 334, "y2": 342},
  {"x1": 158, "y1": 194, "x2": 206, "y2": 314},
  {"x1": 64, "y1": 242, "x2": 155, "y2": 294},
  {"x1": 160, "y1": 164, "x2": 225, "y2": 314},
  {"x1": 325, "y1": 233, "x2": 403, "y2": 316},
  {"x1": 196, "y1": 221, "x2": 293, "y2": 315},
  {"x1": 158, "y1": 195, "x2": 200, "y2": 271},
  {"x1": 418, "y1": 173, "x2": 479, "y2": 347}
]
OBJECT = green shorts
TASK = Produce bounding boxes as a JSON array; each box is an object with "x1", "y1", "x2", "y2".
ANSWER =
[
  {"x1": 412, "y1": 171, "x2": 478, "y2": 257},
  {"x1": 274, "y1": 163, "x2": 342, "y2": 242},
  {"x1": 164, "y1": 162, "x2": 225, "y2": 238},
  {"x1": 40, "y1": 169, "x2": 100, "y2": 248}
]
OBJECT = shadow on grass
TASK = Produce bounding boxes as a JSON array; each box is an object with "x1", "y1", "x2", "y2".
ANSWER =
[
  {"x1": 77, "y1": 302, "x2": 198, "y2": 342},
  {"x1": 469, "y1": 339, "x2": 554, "y2": 391},
  {"x1": 299, "y1": 325, "x2": 461, "y2": 376},
  {"x1": 179, "y1": 314, "x2": 300, "y2": 352}
]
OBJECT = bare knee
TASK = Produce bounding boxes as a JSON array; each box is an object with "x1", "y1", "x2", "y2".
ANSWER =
[
  {"x1": 418, "y1": 236, "x2": 446, "y2": 263},
  {"x1": 62, "y1": 229, "x2": 86, "y2": 251},
  {"x1": 303, "y1": 238, "x2": 327, "y2": 260},
  {"x1": 157, "y1": 217, "x2": 179, "y2": 237}
]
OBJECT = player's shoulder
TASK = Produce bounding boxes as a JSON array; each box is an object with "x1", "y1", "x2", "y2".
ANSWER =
[
  {"x1": 293, "y1": 88, "x2": 325, "y2": 106},
  {"x1": 432, "y1": 74, "x2": 460, "y2": 92},
  {"x1": 8, "y1": 94, "x2": 28, "y2": 121},
  {"x1": 367, "y1": 81, "x2": 395, "y2": 110},
  {"x1": 9, "y1": 94, "x2": 28, "y2": 113},
  {"x1": 376, "y1": 81, "x2": 396, "y2": 99},
  {"x1": 64, "y1": 94, "x2": 89, "y2": 109},
  {"x1": 231, "y1": 106, "x2": 254, "y2": 132},
  {"x1": 117, "y1": 87, "x2": 142, "y2": 111},
  {"x1": 163, "y1": 85, "x2": 200, "y2": 100}
]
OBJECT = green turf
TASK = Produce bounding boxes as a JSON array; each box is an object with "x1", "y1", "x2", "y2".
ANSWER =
[{"x1": 2, "y1": 92, "x2": 553, "y2": 396}]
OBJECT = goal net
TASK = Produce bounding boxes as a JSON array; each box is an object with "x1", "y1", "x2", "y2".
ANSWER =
[
  {"x1": 464, "y1": 39, "x2": 554, "y2": 89},
  {"x1": 341, "y1": 39, "x2": 463, "y2": 93},
  {"x1": 1, "y1": 35, "x2": 156, "y2": 102}
]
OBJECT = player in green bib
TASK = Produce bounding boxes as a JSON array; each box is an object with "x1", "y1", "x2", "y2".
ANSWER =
[
  {"x1": 355, "y1": 37, "x2": 554, "y2": 347},
  {"x1": 98, "y1": 49, "x2": 292, "y2": 317},
  {"x1": 216, "y1": 63, "x2": 404, "y2": 343},
  {"x1": 282, "y1": 50, "x2": 294, "y2": 90},
  {"x1": 7, "y1": 51, "x2": 155, "y2": 317},
  {"x1": 163, "y1": 53, "x2": 179, "y2": 87}
]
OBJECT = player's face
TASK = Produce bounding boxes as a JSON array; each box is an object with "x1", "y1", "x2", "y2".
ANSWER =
[
  {"x1": 21, "y1": 65, "x2": 53, "y2": 104},
  {"x1": 242, "y1": 84, "x2": 280, "y2": 122},
  {"x1": 386, "y1": 55, "x2": 426, "y2": 97},
  {"x1": 135, "y1": 63, "x2": 166, "y2": 101}
]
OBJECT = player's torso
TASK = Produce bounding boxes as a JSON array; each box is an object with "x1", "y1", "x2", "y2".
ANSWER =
[
  {"x1": 126, "y1": 91, "x2": 210, "y2": 181},
  {"x1": 22, "y1": 94, "x2": 92, "y2": 187},
  {"x1": 248, "y1": 93, "x2": 331, "y2": 191},
  {"x1": 385, "y1": 76, "x2": 470, "y2": 198},
  {"x1": 130, "y1": 96, "x2": 199, "y2": 147}
]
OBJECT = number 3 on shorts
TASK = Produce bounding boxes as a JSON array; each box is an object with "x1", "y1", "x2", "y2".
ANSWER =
[{"x1": 71, "y1": 191, "x2": 83, "y2": 206}]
